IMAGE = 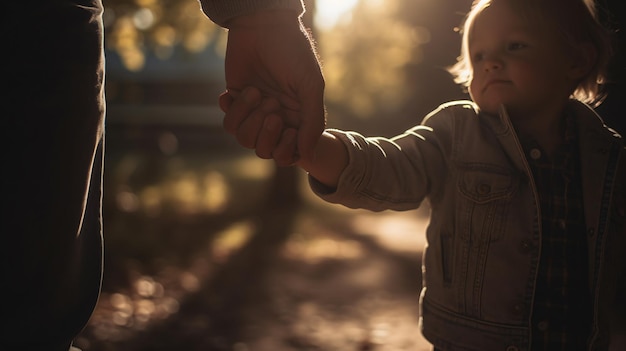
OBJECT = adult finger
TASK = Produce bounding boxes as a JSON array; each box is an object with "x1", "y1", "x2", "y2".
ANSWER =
[
  {"x1": 235, "y1": 109, "x2": 264, "y2": 149},
  {"x1": 255, "y1": 113, "x2": 283, "y2": 159},
  {"x1": 223, "y1": 87, "x2": 262, "y2": 135},
  {"x1": 273, "y1": 127, "x2": 299, "y2": 167},
  {"x1": 235, "y1": 97, "x2": 281, "y2": 149}
]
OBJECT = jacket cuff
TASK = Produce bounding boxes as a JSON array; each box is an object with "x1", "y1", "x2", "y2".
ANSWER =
[{"x1": 199, "y1": 0, "x2": 305, "y2": 27}]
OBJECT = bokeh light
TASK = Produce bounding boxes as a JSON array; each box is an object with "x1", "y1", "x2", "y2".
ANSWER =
[
  {"x1": 315, "y1": 0, "x2": 359, "y2": 30},
  {"x1": 317, "y1": 0, "x2": 425, "y2": 118}
]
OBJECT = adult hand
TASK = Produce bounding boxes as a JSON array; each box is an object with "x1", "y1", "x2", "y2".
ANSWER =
[
  {"x1": 220, "y1": 87, "x2": 300, "y2": 167},
  {"x1": 222, "y1": 9, "x2": 326, "y2": 162}
]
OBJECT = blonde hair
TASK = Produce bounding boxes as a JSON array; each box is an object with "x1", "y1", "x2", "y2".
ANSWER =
[{"x1": 448, "y1": 0, "x2": 612, "y2": 106}]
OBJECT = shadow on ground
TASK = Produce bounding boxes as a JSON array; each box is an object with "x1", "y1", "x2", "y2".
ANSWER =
[{"x1": 74, "y1": 126, "x2": 432, "y2": 351}]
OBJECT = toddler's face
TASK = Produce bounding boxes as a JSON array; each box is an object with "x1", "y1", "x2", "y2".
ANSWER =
[{"x1": 467, "y1": 1, "x2": 578, "y2": 118}]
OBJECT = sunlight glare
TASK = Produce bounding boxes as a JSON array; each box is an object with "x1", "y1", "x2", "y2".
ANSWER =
[
  {"x1": 351, "y1": 212, "x2": 428, "y2": 253},
  {"x1": 315, "y1": 0, "x2": 359, "y2": 30}
]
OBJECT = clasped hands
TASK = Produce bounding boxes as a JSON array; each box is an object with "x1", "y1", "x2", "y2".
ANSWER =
[
  {"x1": 221, "y1": 86, "x2": 306, "y2": 166},
  {"x1": 219, "y1": 9, "x2": 326, "y2": 167}
]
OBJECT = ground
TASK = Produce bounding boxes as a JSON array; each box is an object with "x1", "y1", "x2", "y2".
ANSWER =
[{"x1": 72, "y1": 138, "x2": 434, "y2": 351}]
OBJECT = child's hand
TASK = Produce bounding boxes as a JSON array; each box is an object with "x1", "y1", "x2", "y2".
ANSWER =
[{"x1": 220, "y1": 87, "x2": 300, "y2": 166}]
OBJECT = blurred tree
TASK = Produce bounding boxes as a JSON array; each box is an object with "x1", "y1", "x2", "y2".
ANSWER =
[
  {"x1": 317, "y1": 0, "x2": 469, "y2": 136},
  {"x1": 319, "y1": 0, "x2": 419, "y2": 120},
  {"x1": 104, "y1": 0, "x2": 225, "y2": 71}
]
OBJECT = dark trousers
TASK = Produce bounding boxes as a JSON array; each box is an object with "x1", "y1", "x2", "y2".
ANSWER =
[{"x1": 1, "y1": 1, "x2": 105, "y2": 349}]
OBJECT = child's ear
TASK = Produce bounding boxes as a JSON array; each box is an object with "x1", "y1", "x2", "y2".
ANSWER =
[{"x1": 568, "y1": 42, "x2": 597, "y2": 79}]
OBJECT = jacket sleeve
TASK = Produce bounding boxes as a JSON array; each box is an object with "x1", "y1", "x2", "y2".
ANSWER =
[
  {"x1": 309, "y1": 101, "x2": 475, "y2": 211},
  {"x1": 198, "y1": 0, "x2": 305, "y2": 27},
  {"x1": 309, "y1": 105, "x2": 460, "y2": 212}
]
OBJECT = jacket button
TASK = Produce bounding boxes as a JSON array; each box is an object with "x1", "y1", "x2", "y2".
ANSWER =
[
  {"x1": 512, "y1": 303, "x2": 526, "y2": 315},
  {"x1": 506, "y1": 346, "x2": 519, "y2": 351},
  {"x1": 477, "y1": 183, "x2": 491, "y2": 195},
  {"x1": 587, "y1": 227, "x2": 595, "y2": 237},
  {"x1": 529, "y1": 148, "x2": 541, "y2": 160}
]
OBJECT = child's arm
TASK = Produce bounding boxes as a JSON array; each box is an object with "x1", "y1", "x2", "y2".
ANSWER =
[
  {"x1": 296, "y1": 131, "x2": 348, "y2": 189},
  {"x1": 221, "y1": 87, "x2": 348, "y2": 188}
]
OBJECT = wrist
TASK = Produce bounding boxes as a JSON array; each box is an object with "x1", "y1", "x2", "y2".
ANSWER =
[{"x1": 297, "y1": 131, "x2": 347, "y2": 188}]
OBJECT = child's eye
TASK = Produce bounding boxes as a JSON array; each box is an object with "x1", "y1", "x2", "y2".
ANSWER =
[
  {"x1": 472, "y1": 52, "x2": 484, "y2": 62},
  {"x1": 507, "y1": 42, "x2": 527, "y2": 51}
]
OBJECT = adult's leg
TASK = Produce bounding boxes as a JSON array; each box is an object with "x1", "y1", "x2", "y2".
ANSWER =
[{"x1": 0, "y1": 0, "x2": 105, "y2": 349}]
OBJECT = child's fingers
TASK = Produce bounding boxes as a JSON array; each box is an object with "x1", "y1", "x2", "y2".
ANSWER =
[
  {"x1": 235, "y1": 97, "x2": 281, "y2": 149},
  {"x1": 223, "y1": 87, "x2": 261, "y2": 135},
  {"x1": 273, "y1": 128, "x2": 299, "y2": 167},
  {"x1": 255, "y1": 114, "x2": 283, "y2": 159}
]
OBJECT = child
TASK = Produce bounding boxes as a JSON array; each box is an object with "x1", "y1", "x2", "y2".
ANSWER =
[{"x1": 221, "y1": 0, "x2": 626, "y2": 349}]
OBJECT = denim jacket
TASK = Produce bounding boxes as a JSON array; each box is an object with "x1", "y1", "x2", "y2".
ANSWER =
[{"x1": 311, "y1": 100, "x2": 626, "y2": 351}]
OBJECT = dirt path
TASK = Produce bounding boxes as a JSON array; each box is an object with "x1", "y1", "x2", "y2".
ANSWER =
[
  {"x1": 239, "y1": 207, "x2": 433, "y2": 351},
  {"x1": 75, "y1": 203, "x2": 433, "y2": 351},
  {"x1": 74, "y1": 151, "x2": 433, "y2": 351}
]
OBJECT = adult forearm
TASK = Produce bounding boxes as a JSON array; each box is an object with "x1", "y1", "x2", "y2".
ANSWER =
[{"x1": 199, "y1": 0, "x2": 304, "y2": 27}]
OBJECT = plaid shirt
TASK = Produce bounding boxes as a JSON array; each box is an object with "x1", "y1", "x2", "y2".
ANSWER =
[{"x1": 521, "y1": 116, "x2": 592, "y2": 351}]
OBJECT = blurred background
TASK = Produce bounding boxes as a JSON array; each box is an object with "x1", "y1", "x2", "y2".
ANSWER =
[{"x1": 74, "y1": 0, "x2": 624, "y2": 350}]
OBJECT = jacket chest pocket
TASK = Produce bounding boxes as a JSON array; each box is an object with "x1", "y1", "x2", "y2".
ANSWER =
[{"x1": 456, "y1": 163, "x2": 520, "y2": 243}]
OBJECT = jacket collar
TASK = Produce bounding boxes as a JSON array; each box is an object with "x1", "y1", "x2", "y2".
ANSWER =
[
  {"x1": 478, "y1": 98, "x2": 623, "y2": 187},
  {"x1": 477, "y1": 99, "x2": 622, "y2": 148}
]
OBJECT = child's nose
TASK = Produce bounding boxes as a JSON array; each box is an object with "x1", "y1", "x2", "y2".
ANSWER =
[{"x1": 483, "y1": 55, "x2": 503, "y2": 71}]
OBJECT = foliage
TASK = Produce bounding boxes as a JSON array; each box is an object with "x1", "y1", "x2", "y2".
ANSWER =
[
  {"x1": 104, "y1": 0, "x2": 226, "y2": 71},
  {"x1": 318, "y1": 0, "x2": 428, "y2": 118}
]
